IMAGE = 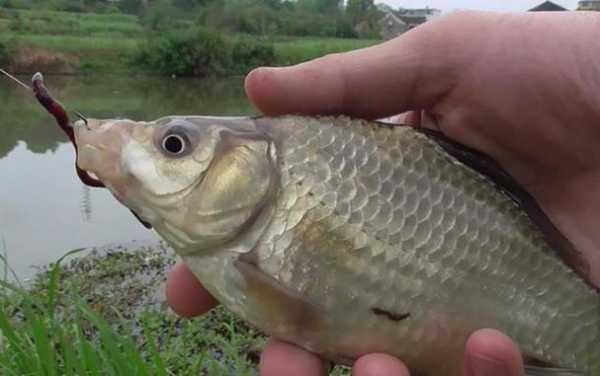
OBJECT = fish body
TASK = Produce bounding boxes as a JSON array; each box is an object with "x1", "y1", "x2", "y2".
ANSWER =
[{"x1": 73, "y1": 115, "x2": 599, "y2": 375}]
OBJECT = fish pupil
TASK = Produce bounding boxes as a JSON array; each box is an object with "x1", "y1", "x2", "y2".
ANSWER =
[{"x1": 163, "y1": 135, "x2": 185, "y2": 154}]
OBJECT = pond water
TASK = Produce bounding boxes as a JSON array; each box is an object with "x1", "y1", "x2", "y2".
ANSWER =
[{"x1": 0, "y1": 75, "x2": 255, "y2": 280}]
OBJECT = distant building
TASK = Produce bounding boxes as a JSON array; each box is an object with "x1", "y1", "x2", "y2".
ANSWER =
[
  {"x1": 578, "y1": 0, "x2": 600, "y2": 10},
  {"x1": 397, "y1": 14, "x2": 428, "y2": 29},
  {"x1": 378, "y1": 6, "x2": 441, "y2": 40},
  {"x1": 378, "y1": 12, "x2": 410, "y2": 40},
  {"x1": 528, "y1": 1, "x2": 569, "y2": 11},
  {"x1": 396, "y1": 7, "x2": 442, "y2": 19}
]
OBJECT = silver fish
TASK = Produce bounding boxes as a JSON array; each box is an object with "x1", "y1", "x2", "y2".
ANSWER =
[{"x1": 72, "y1": 115, "x2": 599, "y2": 375}]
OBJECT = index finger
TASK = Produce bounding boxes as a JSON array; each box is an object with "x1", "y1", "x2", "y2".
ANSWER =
[{"x1": 166, "y1": 262, "x2": 218, "y2": 317}]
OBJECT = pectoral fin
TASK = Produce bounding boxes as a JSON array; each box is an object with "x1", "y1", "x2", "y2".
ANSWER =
[{"x1": 233, "y1": 257, "x2": 327, "y2": 342}]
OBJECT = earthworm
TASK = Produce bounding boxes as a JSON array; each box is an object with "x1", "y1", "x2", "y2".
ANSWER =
[{"x1": 31, "y1": 73, "x2": 105, "y2": 188}]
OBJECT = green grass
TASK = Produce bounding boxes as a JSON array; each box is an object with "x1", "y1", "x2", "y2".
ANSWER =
[
  {"x1": 0, "y1": 7, "x2": 381, "y2": 75},
  {"x1": 0, "y1": 242, "x2": 353, "y2": 374},
  {"x1": 0, "y1": 8, "x2": 141, "y2": 36},
  {"x1": 0, "y1": 247, "x2": 266, "y2": 375},
  {"x1": 272, "y1": 37, "x2": 379, "y2": 65},
  {"x1": 0, "y1": 250, "x2": 167, "y2": 375},
  {"x1": 0, "y1": 33, "x2": 139, "y2": 51}
]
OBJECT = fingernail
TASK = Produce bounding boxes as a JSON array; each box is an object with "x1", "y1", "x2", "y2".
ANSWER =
[{"x1": 467, "y1": 354, "x2": 512, "y2": 376}]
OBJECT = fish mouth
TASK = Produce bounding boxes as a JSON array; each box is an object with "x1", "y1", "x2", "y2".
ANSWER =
[
  {"x1": 73, "y1": 120, "x2": 131, "y2": 194},
  {"x1": 76, "y1": 144, "x2": 103, "y2": 175},
  {"x1": 86, "y1": 170, "x2": 100, "y2": 181}
]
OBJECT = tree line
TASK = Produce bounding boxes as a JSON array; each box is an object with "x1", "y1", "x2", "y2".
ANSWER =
[{"x1": 0, "y1": 0, "x2": 383, "y2": 38}]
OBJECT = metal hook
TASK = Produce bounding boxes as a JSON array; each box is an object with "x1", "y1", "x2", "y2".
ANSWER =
[{"x1": 74, "y1": 111, "x2": 91, "y2": 130}]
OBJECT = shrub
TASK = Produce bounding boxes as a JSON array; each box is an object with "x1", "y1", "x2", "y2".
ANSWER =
[
  {"x1": 141, "y1": 0, "x2": 181, "y2": 31},
  {"x1": 136, "y1": 27, "x2": 229, "y2": 76},
  {"x1": 136, "y1": 27, "x2": 274, "y2": 77},
  {"x1": 231, "y1": 37, "x2": 275, "y2": 74}
]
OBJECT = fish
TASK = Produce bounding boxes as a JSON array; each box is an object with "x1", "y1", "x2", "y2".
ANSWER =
[
  {"x1": 14, "y1": 71, "x2": 596, "y2": 376},
  {"x1": 69, "y1": 113, "x2": 600, "y2": 376}
]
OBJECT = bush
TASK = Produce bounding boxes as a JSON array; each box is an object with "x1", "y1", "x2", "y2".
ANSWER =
[
  {"x1": 231, "y1": 38, "x2": 275, "y2": 73},
  {"x1": 136, "y1": 27, "x2": 274, "y2": 77},
  {"x1": 136, "y1": 27, "x2": 229, "y2": 76},
  {"x1": 141, "y1": 0, "x2": 181, "y2": 31}
]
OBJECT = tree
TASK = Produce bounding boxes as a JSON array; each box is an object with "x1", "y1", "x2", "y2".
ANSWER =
[
  {"x1": 119, "y1": 0, "x2": 144, "y2": 14},
  {"x1": 297, "y1": 0, "x2": 341, "y2": 14},
  {"x1": 346, "y1": 0, "x2": 374, "y2": 24},
  {"x1": 172, "y1": 0, "x2": 206, "y2": 12},
  {"x1": 141, "y1": 0, "x2": 180, "y2": 30}
]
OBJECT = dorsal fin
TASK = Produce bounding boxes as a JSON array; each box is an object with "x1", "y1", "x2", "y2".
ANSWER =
[{"x1": 412, "y1": 126, "x2": 595, "y2": 291}]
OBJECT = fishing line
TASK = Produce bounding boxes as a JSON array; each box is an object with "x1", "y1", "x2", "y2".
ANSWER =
[
  {"x1": 1, "y1": 69, "x2": 89, "y2": 124},
  {"x1": 0, "y1": 69, "x2": 31, "y2": 90}
]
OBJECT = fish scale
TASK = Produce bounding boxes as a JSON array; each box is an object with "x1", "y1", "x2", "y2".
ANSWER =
[{"x1": 246, "y1": 116, "x2": 600, "y2": 374}]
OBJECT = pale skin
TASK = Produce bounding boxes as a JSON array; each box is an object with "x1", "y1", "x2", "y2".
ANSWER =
[{"x1": 166, "y1": 11, "x2": 600, "y2": 376}]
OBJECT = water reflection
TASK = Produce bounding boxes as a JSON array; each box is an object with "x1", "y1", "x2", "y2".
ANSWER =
[{"x1": 0, "y1": 75, "x2": 255, "y2": 279}]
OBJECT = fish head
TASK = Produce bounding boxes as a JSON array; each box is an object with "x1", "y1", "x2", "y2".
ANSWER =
[{"x1": 73, "y1": 116, "x2": 278, "y2": 254}]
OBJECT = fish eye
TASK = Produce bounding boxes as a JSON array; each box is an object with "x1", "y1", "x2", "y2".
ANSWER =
[{"x1": 161, "y1": 134, "x2": 187, "y2": 155}]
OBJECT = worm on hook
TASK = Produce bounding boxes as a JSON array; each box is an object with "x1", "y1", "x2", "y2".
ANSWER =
[
  {"x1": 31, "y1": 73, "x2": 105, "y2": 188},
  {"x1": 31, "y1": 73, "x2": 152, "y2": 229},
  {"x1": 1, "y1": 70, "x2": 151, "y2": 229}
]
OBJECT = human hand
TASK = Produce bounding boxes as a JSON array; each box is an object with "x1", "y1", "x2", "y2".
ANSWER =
[{"x1": 167, "y1": 10, "x2": 600, "y2": 375}]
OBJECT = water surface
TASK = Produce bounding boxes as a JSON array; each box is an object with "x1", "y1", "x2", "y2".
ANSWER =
[{"x1": 0, "y1": 75, "x2": 254, "y2": 279}]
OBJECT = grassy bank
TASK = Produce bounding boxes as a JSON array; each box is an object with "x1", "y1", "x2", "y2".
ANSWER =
[
  {"x1": 0, "y1": 8, "x2": 380, "y2": 75},
  {"x1": 0, "y1": 245, "x2": 351, "y2": 375},
  {"x1": 273, "y1": 37, "x2": 377, "y2": 65}
]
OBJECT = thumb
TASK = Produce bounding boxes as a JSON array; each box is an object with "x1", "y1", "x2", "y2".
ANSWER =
[{"x1": 245, "y1": 12, "x2": 483, "y2": 119}]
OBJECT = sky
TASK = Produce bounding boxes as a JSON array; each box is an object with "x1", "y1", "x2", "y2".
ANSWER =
[{"x1": 378, "y1": 0, "x2": 581, "y2": 13}]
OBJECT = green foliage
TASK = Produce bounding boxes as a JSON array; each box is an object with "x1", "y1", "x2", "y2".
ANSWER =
[
  {"x1": 6, "y1": 9, "x2": 24, "y2": 32},
  {"x1": 346, "y1": 0, "x2": 381, "y2": 37},
  {"x1": 0, "y1": 251, "x2": 168, "y2": 375},
  {"x1": 136, "y1": 27, "x2": 228, "y2": 76},
  {"x1": 172, "y1": 0, "x2": 207, "y2": 12},
  {"x1": 0, "y1": 9, "x2": 142, "y2": 37},
  {"x1": 140, "y1": 0, "x2": 181, "y2": 31},
  {"x1": 198, "y1": 0, "x2": 359, "y2": 38},
  {"x1": 118, "y1": 0, "x2": 144, "y2": 14},
  {"x1": 297, "y1": 0, "x2": 343, "y2": 14},
  {"x1": 1, "y1": 0, "x2": 123, "y2": 13},
  {"x1": 231, "y1": 37, "x2": 275, "y2": 72},
  {"x1": 0, "y1": 246, "x2": 269, "y2": 375},
  {"x1": 273, "y1": 37, "x2": 377, "y2": 65},
  {"x1": 136, "y1": 27, "x2": 275, "y2": 77},
  {"x1": 0, "y1": 6, "x2": 380, "y2": 75}
]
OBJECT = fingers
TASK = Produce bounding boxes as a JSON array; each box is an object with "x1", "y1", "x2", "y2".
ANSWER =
[
  {"x1": 260, "y1": 339, "x2": 329, "y2": 376},
  {"x1": 165, "y1": 261, "x2": 217, "y2": 317},
  {"x1": 353, "y1": 353, "x2": 410, "y2": 376},
  {"x1": 245, "y1": 12, "x2": 483, "y2": 119},
  {"x1": 463, "y1": 329, "x2": 523, "y2": 376}
]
